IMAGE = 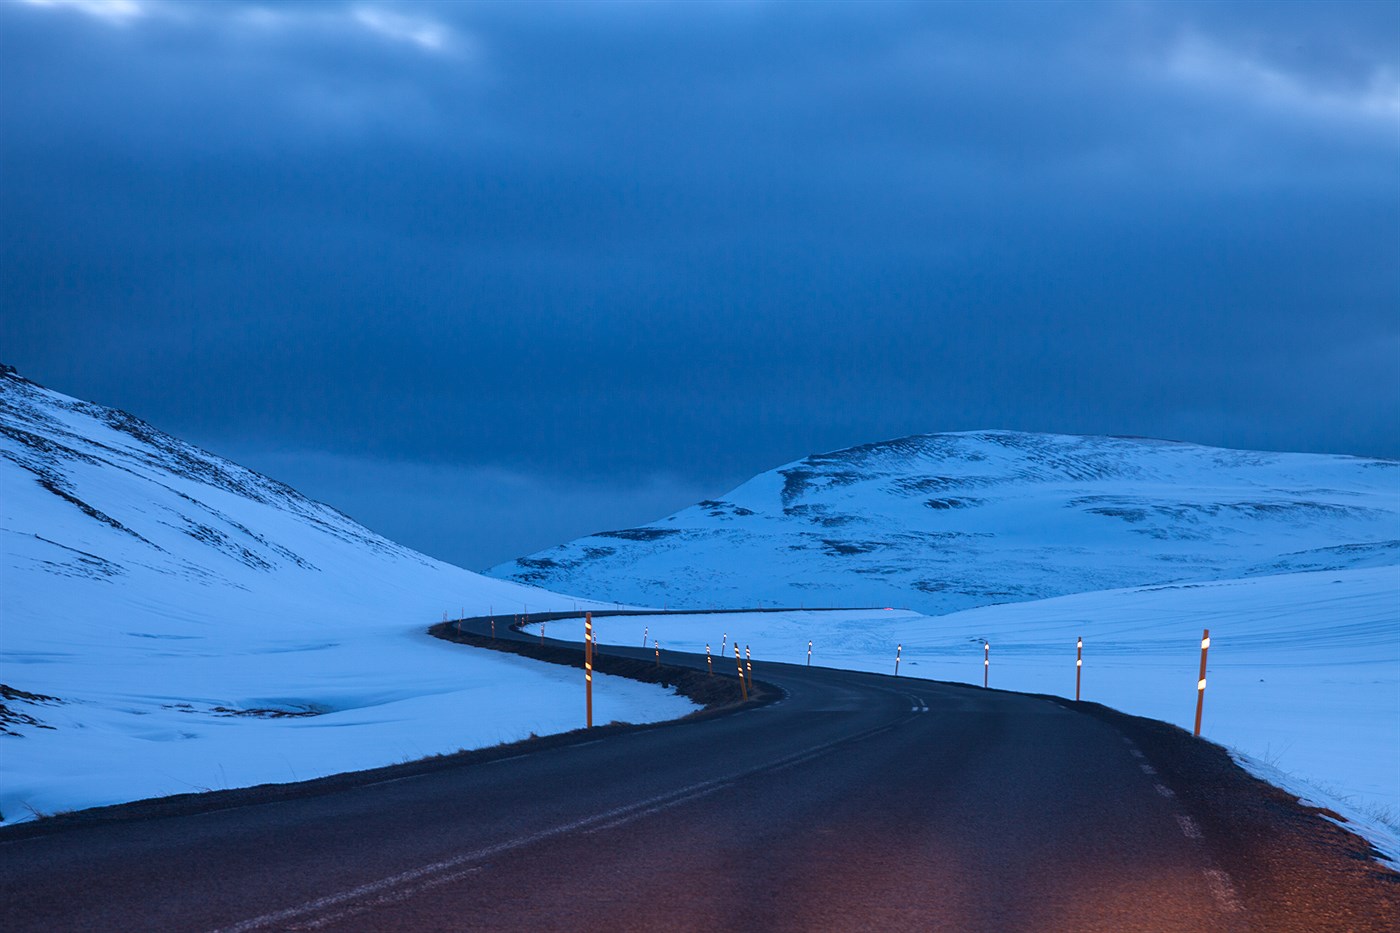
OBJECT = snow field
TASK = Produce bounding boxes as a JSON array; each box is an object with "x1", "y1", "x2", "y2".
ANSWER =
[{"x1": 1, "y1": 372, "x2": 697, "y2": 823}]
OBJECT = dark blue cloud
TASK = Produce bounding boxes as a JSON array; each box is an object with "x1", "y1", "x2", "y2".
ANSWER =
[{"x1": 3, "y1": 0, "x2": 1396, "y2": 568}]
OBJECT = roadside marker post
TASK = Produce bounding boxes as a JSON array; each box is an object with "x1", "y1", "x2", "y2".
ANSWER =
[
  {"x1": 655, "y1": 640, "x2": 660, "y2": 668},
  {"x1": 745, "y1": 645, "x2": 753, "y2": 691},
  {"x1": 894, "y1": 644, "x2": 902, "y2": 677},
  {"x1": 706, "y1": 644, "x2": 713, "y2": 676},
  {"x1": 642, "y1": 626, "x2": 649, "y2": 649},
  {"x1": 984, "y1": 642, "x2": 990, "y2": 688},
  {"x1": 807, "y1": 640, "x2": 812, "y2": 667},
  {"x1": 585, "y1": 613, "x2": 594, "y2": 729},
  {"x1": 735, "y1": 645, "x2": 748, "y2": 701},
  {"x1": 720, "y1": 633, "x2": 727, "y2": 658},
  {"x1": 1194, "y1": 629, "x2": 1210, "y2": 737},
  {"x1": 540, "y1": 620, "x2": 547, "y2": 646},
  {"x1": 1076, "y1": 637, "x2": 1082, "y2": 701}
]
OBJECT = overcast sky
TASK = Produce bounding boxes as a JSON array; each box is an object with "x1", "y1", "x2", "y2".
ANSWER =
[{"x1": 3, "y1": 0, "x2": 1397, "y2": 570}]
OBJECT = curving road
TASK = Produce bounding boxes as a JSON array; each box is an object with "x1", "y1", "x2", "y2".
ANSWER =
[{"x1": 0, "y1": 612, "x2": 1393, "y2": 932}]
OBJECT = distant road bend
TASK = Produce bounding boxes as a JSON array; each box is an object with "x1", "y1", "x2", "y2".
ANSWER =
[{"x1": 0, "y1": 610, "x2": 1394, "y2": 932}]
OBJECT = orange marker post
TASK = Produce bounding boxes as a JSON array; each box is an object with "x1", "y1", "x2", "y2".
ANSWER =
[
  {"x1": 735, "y1": 644, "x2": 748, "y2": 701},
  {"x1": 984, "y1": 642, "x2": 990, "y2": 688},
  {"x1": 706, "y1": 643, "x2": 713, "y2": 676},
  {"x1": 1075, "y1": 637, "x2": 1083, "y2": 701},
  {"x1": 584, "y1": 613, "x2": 594, "y2": 729},
  {"x1": 654, "y1": 639, "x2": 660, "y2": 668},
  {"x1": 894, "y1": 644, "x2": 902, "y2": 677},
  {"x1": 1194, "y1": 629, "x2": 1210, "y2": 737}
]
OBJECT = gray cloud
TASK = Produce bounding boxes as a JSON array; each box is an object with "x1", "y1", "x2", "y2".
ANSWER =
[{"x1": 3, "y1": 0, "x2": 1396, "y2": 566}]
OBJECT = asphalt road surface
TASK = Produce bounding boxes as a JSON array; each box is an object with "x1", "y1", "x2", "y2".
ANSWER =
[{"x1": 1, "y1": 613, "x2": 1394, "y2": 932}]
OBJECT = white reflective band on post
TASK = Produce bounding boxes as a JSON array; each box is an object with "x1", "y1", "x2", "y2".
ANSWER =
[
  {"x1": 1202, "y1": 638, "x2": 1211, "y2": 649},
  {"x1": 1076, "y1": 659, "x2": 1082, "y2": 667},
  {"x1": 1198, "y1": 679, "x2": 1207, "y2": 690}
]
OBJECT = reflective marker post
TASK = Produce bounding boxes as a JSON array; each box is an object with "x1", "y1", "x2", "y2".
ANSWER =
[
  {"x1": 735, "y1": 644, "x2": 748, "y2": 701},
  {"x1": 745, "y1": 645, "x2": 753, "y2": 692},
  {"x1": 706, "y1": 643, "x2": 713, "y2": 676},
  {"x1": 720, "y1": 632, "x2": 727, "y2": 658},
  {"x1": 984, "y1": 642, "x2": 990, "y2": 688},
  {"x1": 1194, "y1": 628, "x2": 1210, "y2": 737},
  {"x1": 1076, "y1": 637, "x2": 1082, "y2": 701},
  {"x1": 807, "y1": 640, "x2": 812, "y2": 667},
  {"x1": 654, "y1": 639, "x2": 660, "y2": 668},
  {"x1": 642, "y1": 626, "x2": 649, "y2": 649},
  {"x1": 894, "y1": 643, "x2": 902, "y2": 677},
  {"x1": 585, "y1": 613, "x2": 594, "y2": 729}
]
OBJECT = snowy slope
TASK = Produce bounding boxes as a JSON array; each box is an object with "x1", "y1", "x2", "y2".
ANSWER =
[
  {"x1": 489, "y1": 432, "x2": 1399, "y2": 613},
  {"x1": 0, "y1": 366, "x2": 693, "y2": 822},
  {"x1": 547, "y1": 564, "x2": 1400, "y2": 864}
]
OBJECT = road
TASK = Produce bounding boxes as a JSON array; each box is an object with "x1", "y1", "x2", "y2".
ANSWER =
[{"x1": 0, "y1": 612, "x2": 1393, "y2": 932}]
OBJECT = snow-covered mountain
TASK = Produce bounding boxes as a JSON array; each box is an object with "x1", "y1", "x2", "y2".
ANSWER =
[
  {"x1": 0, "y1": 366, "x2": 692, "y2": 821},
  {"x1": 0, "y1": 363, "x2": 550, "y2": 617},
  {"x1": 487, "y1": 432, "x2": 1400, "y2": 613}
]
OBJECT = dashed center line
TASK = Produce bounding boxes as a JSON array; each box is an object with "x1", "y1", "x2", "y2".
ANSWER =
[
  {"x1": 1176, "y1": 815, "x2": 1202, "y2": 839},
  {"x1": 1203, "y1": 868, "x2": 1244, "y2": 913},
  {"x1": 1139, "y1": 763, "x2": 1158, "y2": 776},
  {"x1": 1154, "y1": 783, "x2": 1176, "y2": 799}
]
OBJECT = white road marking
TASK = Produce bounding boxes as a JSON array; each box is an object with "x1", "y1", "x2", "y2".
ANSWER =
[
  {"x1": 358, "y1": 774, "x2": 422, "y2": 789},
  {"x1": 288, "y1": 867, "x2": 485, "y2": 930},
  {"x1": 1203, "y1": 868, "x2": 1244, "y2": 913},
  {"x1": 585, "y1": 782, "x2": 733, "y2": 835},
  {"x1": 1154, "y1": 783, "x2": 1176, "y2": 799},
  {"x1": 1140, "y1": 763, "x2": 1157, "y2": 776},
  {"x1": 1176, "y1": 815, "x2": 1202, "y2": 839},
  {"x1": 1129, "y1": 749, "x2": 1145, "y2": 759}
]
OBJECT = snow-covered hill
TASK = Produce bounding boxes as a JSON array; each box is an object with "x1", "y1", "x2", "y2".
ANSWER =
[
  {"x1": 0, "y1": 366, "x2": 693, "y2": 822},
  {"x1": 488, "y1": 432, "x2": 1399, "y2": 613}
]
